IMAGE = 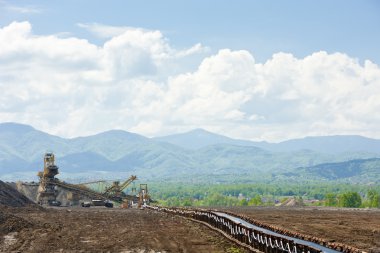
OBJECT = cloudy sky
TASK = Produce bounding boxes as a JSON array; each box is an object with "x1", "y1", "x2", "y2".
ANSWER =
[{"x1": 0, "y1": 0, "x2": 380, "y2": 141}]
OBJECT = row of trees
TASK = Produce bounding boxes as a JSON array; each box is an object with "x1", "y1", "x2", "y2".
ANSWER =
[
  {"x1": 151, "y1": 182, "x2": 380, "y2": 208},
  {"x1": 159, "y1": 190, "x2": 379, "y2": 208},
  {"x1": 325, "y1": 190, "x2": 380, "y2": 208},
  {"x1": 160, "y1": 193, "x2": 263, "y2": 207}
]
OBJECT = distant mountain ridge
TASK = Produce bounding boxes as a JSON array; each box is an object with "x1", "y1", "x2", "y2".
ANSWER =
[
  {"x1": 154, "y1": 128, "x2": 263, "y2": 150},
  {"x1": 266, "y1": 135, "x2": 380, "y2": 154},
  {"x1": 0, "y1": 122, "x2": 379, "y2": 183},
  {"x1": 155, "y1": 128, "x2": 380, "y2": 154},
  {"x1": 290, "y1": 158, "x2": 380, "y2": 182}
]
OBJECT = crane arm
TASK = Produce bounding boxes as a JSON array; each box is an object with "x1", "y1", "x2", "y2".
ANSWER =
[
  {"x1": 119, "y1": 175, "x2": 137, "y2": 191},
  {"x1": 77, "y1": 180, "x2": 107, "y2": 186},
  {"x1": 103, "y1": 175, "x2": 137, "y2": 194}
]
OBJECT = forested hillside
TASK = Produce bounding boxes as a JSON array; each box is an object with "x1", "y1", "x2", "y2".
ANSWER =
[{"x1": 1, "y1": 122, "x2": 379, "y2": 183}]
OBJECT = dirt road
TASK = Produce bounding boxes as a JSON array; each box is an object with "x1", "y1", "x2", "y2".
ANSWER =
[
  {"x1": 222, "y1": 206, "x2": 380, "y2": 252},
  {"x1": 0, "y1": 207, "x2": 247, "y2": 253}
]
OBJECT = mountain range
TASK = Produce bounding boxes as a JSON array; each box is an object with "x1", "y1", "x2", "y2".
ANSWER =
[
  {"x1": 0, "y1": 122, "x2": 379, "y2": 183},
  {"x1": 155, "y1": 128, "x2": 380, "y2": 153}
]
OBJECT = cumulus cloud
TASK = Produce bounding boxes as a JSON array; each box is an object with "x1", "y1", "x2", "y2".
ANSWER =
[
  {"x1": 79, "y1": 23, "x2": 207, "y2": 58},
  {"x1": 0, "y1": 21, "x2": 379, "y2": 141}
]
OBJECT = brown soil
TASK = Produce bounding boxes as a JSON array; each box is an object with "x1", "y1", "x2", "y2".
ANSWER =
[
  {"x1": 0, "y1": 180, "x2": 247, "y2": 252},
  {"x1": 0, "y1": 207, "x2": 248, "y2": 253},
  {"x1": 221, "y1": 206, "x2": 380, "y2": 252},
  {"x1": 2, "y1": 180, "x2": 379, "y2": 252},
  {"x1": 0, "y1": 210, "x2": 36, "y2": 235}
]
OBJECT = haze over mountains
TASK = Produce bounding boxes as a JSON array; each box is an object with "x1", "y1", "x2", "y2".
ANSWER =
[
  {"x1": 0, "y1": 122, "x2": 379, "y2": 183},
  {"x1": 155, "y1": 128, "x2": 380, "y2": 154}
]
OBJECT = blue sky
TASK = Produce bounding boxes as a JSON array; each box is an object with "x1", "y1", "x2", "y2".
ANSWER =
[
  {"x1": 0, "y1": 0, "x2": 380, "y2": 141},
  {"x1": 2, "y1": 0, "x2": 379, "y2": 63}
]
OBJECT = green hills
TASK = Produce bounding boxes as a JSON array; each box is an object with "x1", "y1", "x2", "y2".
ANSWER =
[{"x1": 0, "y1": 122, "x2": 379, "y2": 183}]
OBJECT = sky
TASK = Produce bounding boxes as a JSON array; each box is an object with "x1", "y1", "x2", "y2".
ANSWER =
[{"x1": 0, "y1": 0, "x2": 380, "y2": 141}]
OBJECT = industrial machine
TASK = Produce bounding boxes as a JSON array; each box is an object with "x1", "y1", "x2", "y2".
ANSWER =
[
  {"x1": 138, "y1": 184, "x2": 150, "y2": 208},
  {"x1": 37, "y1": 153, "x2": 109, "y2": 207},
  {"x1": 36, "y1": 153, "x2": 147, "y2": 208},
  {"x1": 37, "y1": 153, "x2": 60, "y2": 205},
  {"x1": 103, "y1": 175, "x2": 137, "y2": 202}
]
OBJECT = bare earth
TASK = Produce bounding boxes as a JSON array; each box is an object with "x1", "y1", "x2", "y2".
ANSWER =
[
  {"x1": 0, "y1": 206, "x2": 247, "y2": 253},
  {"x1": 221, "y1": 206, "x2": 380, "y2": 252},
  {"x1": 1, "y1": 205, "x2": 380, "y2": 253}
]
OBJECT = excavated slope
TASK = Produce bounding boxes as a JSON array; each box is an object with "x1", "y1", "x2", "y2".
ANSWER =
[{"x1": 0, "y1": 180, "x2": 36, "y2": 207}]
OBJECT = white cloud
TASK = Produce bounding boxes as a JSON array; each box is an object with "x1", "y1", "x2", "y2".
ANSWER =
[
  {"x1": 1, "y1": 1, "x2": 42, "y2": 14},
  {"x1": 174, "y1": 43, "x2": 209, "y2": 58},
  {"x1": 0, "y1": 21, "x2": 380, "y2": 141},
  {"x1": 77, "y1": 23, "x2": 136, "y2": 38},
  {"x1": 6, "y1": 5, "x2": 41, "y2": 14}
]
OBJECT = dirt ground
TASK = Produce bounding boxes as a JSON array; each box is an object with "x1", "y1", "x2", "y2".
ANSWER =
[
  {"x1": 1, "y1": 178, "x2": 379, "y2": 253},
  {"x1": 0, "y1": 180, "x2": 246, "y2": 253},
  {"x1": 221, "y1": 206, "x2": 380, "y2": 252},
  {"x1": 1, "y1": 205, "x2": 379, "y2": 253},
  {"x1": 0, "y1": 206, "x2": 248, "y2": 253}
]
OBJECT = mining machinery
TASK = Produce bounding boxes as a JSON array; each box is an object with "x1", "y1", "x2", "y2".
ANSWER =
[
  {"x1": 37, "y1": 153, "x2": 110, "y2": 206},
  {"x1": 67, "y1": 180, "x2": 107, "y2": 204},
  {"x1": 103, "y1": 175, "x2": 137, "y2": 202},
  {"x1": 37, "y1": 153, "x2": 60, "y2": 205},
  {"x1": 36, "y1": 153, "x2": 145, "y2": 208},
  {"x1": 138, "y1": 183, "x2": 150, "y2": 208}
]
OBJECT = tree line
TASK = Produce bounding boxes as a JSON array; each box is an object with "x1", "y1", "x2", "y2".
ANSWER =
[{"x1": 148, "y1": 182, "x2": 380, "y2": 208}]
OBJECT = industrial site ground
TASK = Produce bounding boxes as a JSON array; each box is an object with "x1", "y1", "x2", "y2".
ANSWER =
[
  {"x1": 0, "y1": 180, "x2": 245, "y2": 253},
  {"x1": 1, "y1": 180, "x2": 380, "y2": 253},
  {"x1": 1, "y1": 206, "x2": 380, "y2": 253},
  {"x1": 0, "y1": 206, "x2": 249, "y2": 253}
]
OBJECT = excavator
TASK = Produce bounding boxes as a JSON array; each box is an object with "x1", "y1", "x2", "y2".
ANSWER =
[
  {"x1": 37, "y1": 153, "x2": 150, "y2": 207},
  {"x1": 37, "y1": 153, "x2": 139, "y2": 208},
  {"x1": 37, "y1": 153, "x2": 60, "y2": 206},
  {"x1": 103, "y1": 175, "x2": 137, "y2": 202}
]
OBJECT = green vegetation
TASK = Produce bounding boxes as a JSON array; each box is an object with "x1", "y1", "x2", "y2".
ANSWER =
[
  {"x1": 149, "y1": 182, "x2": 380, "y2": 208},
  {"x1": 366, "y1": 190, "x2": 380, "y2": 207},
  {"x1": 324, "y1": 190, "x2": 380, "y2": 208},
  {"x1": 226, "y1": 247, "x2": 244, "y2": 253},
  {"x1": 324, "y1": 193, "x2": 337, "y2": 206},
  {"x1": 2, "y1": 123, "x2": 380, "y2": 185},
  {"x1": 248, "y1": 195, "x2": 263, "y2": 206},
  {"x1": 297, "y1": 158, "x2": 380, "y2": 181},
  {"x1": 338, "y1": 192, "x2": 362, "y2": 207}
]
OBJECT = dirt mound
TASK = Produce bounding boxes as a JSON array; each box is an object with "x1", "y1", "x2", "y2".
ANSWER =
[
  {"x1": 0, "y1": 211, "x2": 35, "y2": 234},
  {"x1": 10, "y1": 181, "x2": 39, "y2": 202},
  {"x1": 278, "y1": 197, "x2": 305, "y2": 207},
  {"x1": 0, "y1": 180, "x2": 36, "y2": 207}
]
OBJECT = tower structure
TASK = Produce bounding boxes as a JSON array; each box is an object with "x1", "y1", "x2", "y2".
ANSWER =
[{"x1": 37, "y1": 153, "x2": 59, "y2": 205}]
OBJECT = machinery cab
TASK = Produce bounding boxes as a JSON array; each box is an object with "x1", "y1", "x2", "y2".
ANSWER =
[{"x1": 43, "y1": 152, "x2": 59, "y2": 178}]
